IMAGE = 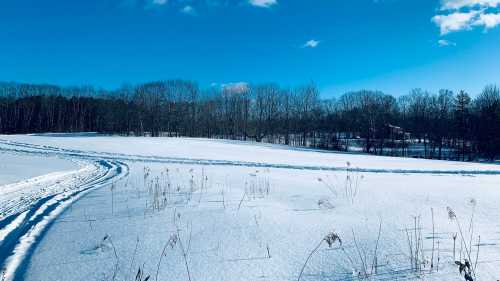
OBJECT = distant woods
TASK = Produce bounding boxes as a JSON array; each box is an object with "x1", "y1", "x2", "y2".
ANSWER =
[{"x1": 0, "y1": 81, "x2": 499, "y2": 161}]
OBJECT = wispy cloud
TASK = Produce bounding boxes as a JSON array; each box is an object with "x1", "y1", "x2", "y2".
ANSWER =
[
  {"x1": 221, "y1": 82, "x2": 249, "y2": 94},
  {"x1": 433, "y1": 0, "x2": 500, "y2": 34},
  {"x1": 152, "y1": 0, "x2": 168, "y2": 6},
  {"x1": 432, "y1": 11, "x2": 478, "y2": 35},
  {"x1": 438, "y1": 39, "x2": 456, "y2": 46},
  {"x1": 440, "y1": 0, "x2": 500, "y2": 10},
  {"x1": 181, "y1": 5, "x2": 196, "y2": 15},
  {"x1": 302, "y1": 39, "x2": 320, "y2": 48},
  {"x1": 248, "y1": 0, "x2": 277, "y2": 8},
  {"x1": 474, "y1": 12, "x2": 500, "y2": 28}
]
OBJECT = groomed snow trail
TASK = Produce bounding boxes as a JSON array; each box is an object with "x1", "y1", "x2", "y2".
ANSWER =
[
  {"x1": 0, "y1": 143, "x2": 129, "y2": 281},
  {"x1": 2, "y1": 136, "x2": 500, "y2": 281},
  {"x1": 1, "y1": 139, "x2": 500, "y2": 175}
]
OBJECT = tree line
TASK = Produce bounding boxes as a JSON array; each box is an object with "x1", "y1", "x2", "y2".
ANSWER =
[{"x1": 0, "y1": 80, "x2": 499, "y2": 161}]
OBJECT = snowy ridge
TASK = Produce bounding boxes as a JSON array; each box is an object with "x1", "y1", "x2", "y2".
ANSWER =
[{"x1": 1, "y1": 138, "x2": 500, "y2": 175}]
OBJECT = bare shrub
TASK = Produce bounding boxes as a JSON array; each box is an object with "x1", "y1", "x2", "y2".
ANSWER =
[
  {"x1": 447, "y1": 205, "x2": 480, "y2": 281},
  {"x1": 135, "y1": 266, "x2": 150, "y2": 281},
  {"x1": 297, "y1": 231, "x2": 342, "y2": 281},
  {"x1": 317, "y1": 162, "x2": 363, "y2": 205}
]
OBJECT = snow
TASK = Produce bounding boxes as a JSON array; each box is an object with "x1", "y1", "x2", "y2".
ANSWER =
[
  {"x1": 1, "y1": 133, "x2": 500, "y2": 281},
  {"x1": 1, "y1": 134, "x2": 499, "y2": 174},
  {"x1": 0, "y1": 151, "x2": 78, "y2": 186}
]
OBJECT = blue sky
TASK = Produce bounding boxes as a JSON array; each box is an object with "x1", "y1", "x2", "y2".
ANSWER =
[{"x1": 1, "y1": 0, "x2": 499, "y2": 96}]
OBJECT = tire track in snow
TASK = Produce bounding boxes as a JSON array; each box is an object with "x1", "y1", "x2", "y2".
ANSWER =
[
  {"x1": 0, "y1": 162, "x2": 100, "y2": 219},
  {"x1": 0, "y1": 138, "x2": 499, "y2": 280},
  {"x1": 1, "y1": 139, "x2": 500, "y2": 175},
  {"x1": 0, "y1": 145, "x2": 129, "y2": 280}
]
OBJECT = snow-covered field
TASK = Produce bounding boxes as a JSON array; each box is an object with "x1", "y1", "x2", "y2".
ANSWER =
[
  {"x1": 0, "y1": 151, "x2": 78, "y2": 186},
  {"x1": 1, "y1": 134, "x2": 500, "y2": 281}
]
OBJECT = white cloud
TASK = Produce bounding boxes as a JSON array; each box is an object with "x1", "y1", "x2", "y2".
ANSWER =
[
  {"x1": 181, "y1": 5, "x2": 196, "y2": 15},
  {"x1": 249, "y1": 0, "x2": 277, "y2": 8},
  {"x1": 474, "y1": 12, "x2": 500, "y2": 28},
  {"x1": 152, "y1": 0, "x2": 167, "y2": 5},
  {"x1": 222, "y1": 82, "x2": 249, "y2": 94},
  {"x1": 432, "y1": 11, "x2": 478, "y2": 34},
  {"x1": 302, "y1": 39, "x2": 320, "y2": 48},
  {"x1": 433, "y1": 0, "x2": 500, "y2": 34},
  {"x1": 432, "y1": 10, "x2": 500, "y2": 34},
  {"x1": 440, "y1": 0, "x2": 500, "y2": 10},
  {"x1": 438, "y1": 39, "x2": 456, "y2": 46}
]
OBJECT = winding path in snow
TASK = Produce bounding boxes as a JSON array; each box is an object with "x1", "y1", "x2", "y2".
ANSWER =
[
  {"x1": 1, "y1": 138, "x2": 500, "y2": 175},
  {"x1": 1, "y1": 137, "x2": 500, "y2": 280},
  {"x1": 0, "y1": 143, "x2": 129, "y2": 281},
  {"x1": 1, "y1": 137, "x2": 500, "y2": 281}
]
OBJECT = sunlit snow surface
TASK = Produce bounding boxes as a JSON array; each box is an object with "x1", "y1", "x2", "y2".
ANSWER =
[
  {"x1": 0, "y1": 151, "x2": 78, "y2": 186},
  {"x1": 1, "y1": 134, "x2": 500, "y2": 281}
]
